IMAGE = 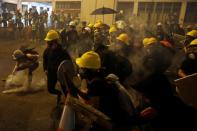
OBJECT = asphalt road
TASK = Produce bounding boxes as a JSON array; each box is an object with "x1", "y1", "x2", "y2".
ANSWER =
[{"x1": 0, "y1": 40, "x2": 61, "y2": 131}]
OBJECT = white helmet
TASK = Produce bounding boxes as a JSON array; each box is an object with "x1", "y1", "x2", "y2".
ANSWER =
[
  {"x1": 157, "y1": 22, "x2": 162, "y2": 26},
  {"x1": 84, "y1": 27, "x2": 91, "y2": 33},
  {"x1": 116, "y1": 20, "x2": 126, "y2": 29},
  {"x1": 69, "y1": 21, "x2": 76, "y2": 26}
]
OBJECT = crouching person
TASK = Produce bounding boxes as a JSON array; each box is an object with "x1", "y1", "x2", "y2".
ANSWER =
[{"x1": 12, "y1": 47, "x2": 39, "y2": 88}]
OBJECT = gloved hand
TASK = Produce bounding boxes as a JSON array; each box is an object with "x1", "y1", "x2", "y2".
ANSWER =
[{"x1": 105, "y1": 74, "x2": 119, "y2": 83}]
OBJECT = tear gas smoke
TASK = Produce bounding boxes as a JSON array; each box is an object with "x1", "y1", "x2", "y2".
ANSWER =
[{"x1": 3, "y1": 62, "x2": 46, "y2": 94}]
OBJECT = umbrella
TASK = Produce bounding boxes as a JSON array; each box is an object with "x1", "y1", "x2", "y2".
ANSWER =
[
  {"x1": 90, "y1": 6, "x2": 118, "y2": 23},
  {"x1": 91, "y1": 7, "x2": 117, "y2": 15}
]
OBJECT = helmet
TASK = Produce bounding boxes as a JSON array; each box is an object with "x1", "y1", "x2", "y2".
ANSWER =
[
  {"x1": 186, "y1": 30, "x2": 197, "y2": 38},
  {"x1": 96, "y1": 20, "x2": 102, "y2": 24},
  {"x1": 146, "y1": 37, "x2": 157, "y2": 46},
  {"x1": 116, "y1": 33, "x2": 129, "y2": 43},
  {"x1": 116, "y1": 20, "x2": 126, "y2": 29},
  {"x1": 13, "y1": 49, "x2": 24, "y2": 60},
  {"x1": 76, "y1": 51, "x2": 101, "y2": 69},
  {"x1": 186, "y1": 25, "x2": 192, "y2": 29},
  {"x1": 69, "y1": 21, "x2": 76, "y2": 26},
  {"x1": 157, "y1": 22, "x2": 162, "y2": 26},
  {"x1": 94, "y1": 22, "x2": 102, "y2": 28},
  {"x1": 88, "y1": 23, "x2": 94, "y2": 28},
  {"x1": 84, "y1": 27, "x2": 91, "y2": 33},
  {"x1": 44, "y1": 30, "x2": 59, "y2": 41},
  {"x1": 109, "y1": 27, "x2": 117, "y2": 33},
  {"x1": 190, "y1": 39, "x2": 197, "y2": 46},
  {"x1": 143, "y1": 38, "x2": 150, "y2": 47}
]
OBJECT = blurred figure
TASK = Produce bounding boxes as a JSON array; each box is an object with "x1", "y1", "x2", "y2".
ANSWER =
[
  {"x1": 78, "y1": 26, "x2": 93, "y2": 56},
  {"x1": 115, "y1": 10, "x2": 124, "y2": 21},
  {"x1": 31, "y1": 20, "x2": 37, "y2": 43},
  {"x1": 12, "y1": 46, "x2": 39, "y2": 88},
  {"x1": 114, "y1": 33, "x2": 130, "y2": 57},
  {"x1": 2, "y1": 10, "x2": 8, "y2": 27},
  {"x1": 15, "y1": 9, "x2": 22, "y2": 27},
  {"x1": 143, "y1": 37, "x2": 173, "y2": 75},
  {"x1": 65, "y1": 21, "x2": 79, "y2": 48},
  {"x1": 24, "y1": 10, "x2": 29, "y2": 27},
  {"x1": 59, "y1": 10, "x2": 65, "y2": 28},
  {"x1": 28, "y1": 8, "x2": 33, "y2": 25},
  {"x1": 50, "y1": 11, "x2": 55, "y2": 28},
  {"x1": 7, "y1": 20, "x2": 15, "y2": 40},
  {"x1": 109, "y1": 26, "x2": 118, "y2": 44},
  {"x1": 156, "y1": 22, "x2": 165, "y2": 41},
  {"x1": 178, "y1": 39, "x2": 197, "y2": 77}
]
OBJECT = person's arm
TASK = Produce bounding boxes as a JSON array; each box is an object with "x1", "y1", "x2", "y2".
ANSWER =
[
  {"x1": 63, "y1": 50, "x2": 71, "y2": 60},
  {"x1": 12, "y1": 62, "x2": 19, "y2": 75},
  {"x1": 43, "y1": 49, "x2": 48, "y2": 73},
  {"x1": 26, "y1": 53, "x2": 39, "y2": 59}
]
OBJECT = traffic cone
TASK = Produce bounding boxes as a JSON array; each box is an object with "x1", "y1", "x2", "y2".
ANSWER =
[{"x1": 57, "y1": 100, "x2": 75, "y2": 131}]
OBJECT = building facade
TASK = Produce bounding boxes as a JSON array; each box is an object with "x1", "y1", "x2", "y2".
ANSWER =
[
  {"x1": 50, "y1": 0, "x2": 197, "y2": 24},
  {"x1": 1, "y1": 0, "x2": 197, "y2": 24}
]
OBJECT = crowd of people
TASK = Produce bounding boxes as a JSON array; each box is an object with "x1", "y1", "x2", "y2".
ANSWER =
[
  {"x1": 3, "y1": 9, "x2": 197, "y2": 130},
  {"x1": 41, "y1": 17, "x2": 197, "y2": 130},
  {"x1": 0, "y1": 8, "x2": 78, "y2": 42}
]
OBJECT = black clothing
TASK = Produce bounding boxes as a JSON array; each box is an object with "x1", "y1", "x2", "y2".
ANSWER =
[
  {"x1": 94, "y1": 46, "x2": 132, "y2": 82},
  {"x1": 143, "y1": 44, "x2": 173, "y2": 74},
  {"x1": 16, "y1": 48, "x2": 39, "y2": 74},
  {"x1": 86, "y1": 77, "x2": 134, "y2": 130},
  {"x1": 115, "y1": 40, "x2": 130, "y2": 57},
  {"x1": 43, "y1": 44, "x2": 71, "y2": 96},
  {"x1": 43, "y1": 44, "x2": 71, "y2": 71},
  {"x1": 180, "y1": 57, "x2": 197, "y2": 75},
  {"x1": 134, "y1": 73, "x2": 197, "y2": 131}
]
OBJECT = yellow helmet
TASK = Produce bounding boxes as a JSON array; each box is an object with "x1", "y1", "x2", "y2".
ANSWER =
[
  {"x1": 146, "y1": 37, "x2": 157, "y2": 46},
  {"x1": 190, "y1": 39, "x2": 197, "y2": 46},
  {"x1": 88, "y1": 23, "x2": 94, "y2": 28},
  {"x1": 186, "y1": 30, "x2": 197, "y2": 37},
  {"x1": 109, "y1": 27, "x2": 117, "y2": 33},
  {"x1": 94, "y1": 22, "x2": 102, "y2": 28},
  {"x1": 143, "y1": 38, "x2": 150, "y2": 47},
  {"x1": 96, "y1": 20, "x2": 103, "y2": 24},
  {"x1": 116, "y1": 33, "x2": 129, "y2": 43},
  {"x1": 76, "y1": 51, "x2": 101, "y2": 69},
  {"x1": 44, "y1": 30, "x2": 59, "y2": 41}
]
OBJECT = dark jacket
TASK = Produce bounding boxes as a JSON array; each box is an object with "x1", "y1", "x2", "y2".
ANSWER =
[
  {"x1": 96, "y1": 48, "x2": 132, "y2": 82},
  {"x1": 180, "y1": 56, "x2": 197, "y2": 75},
  {"x1": 86, "y1": 77, "x2": 138, "y2": 130},
  {"x1": 134, "y1": 73, "x2": 197, "y2": 131},
  {"x1": 66, "y1": 29, "x2": 79, "y2": 46},
  {"x1": 43, "y1": 44, "x2": 71, "y2": 72}
]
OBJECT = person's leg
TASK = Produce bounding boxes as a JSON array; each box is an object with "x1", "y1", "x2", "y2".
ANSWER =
[
  {"x1": 27, "y1": 71, "x2": 33, "y2": 88},
  {"x1": 47, "y1": 71, "x2": 62, "y2": 105},
  {"x1": 27, "y1": 63, "x2": 39, "y2": 88}
]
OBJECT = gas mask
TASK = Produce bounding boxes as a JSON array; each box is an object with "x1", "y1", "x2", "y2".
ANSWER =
[
  {"x1": 78, "y1": 68, "x2": 99, "y2": 80},
  {"x1": 186, "y1": 46, "x2": 197, "y2": 60}
]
